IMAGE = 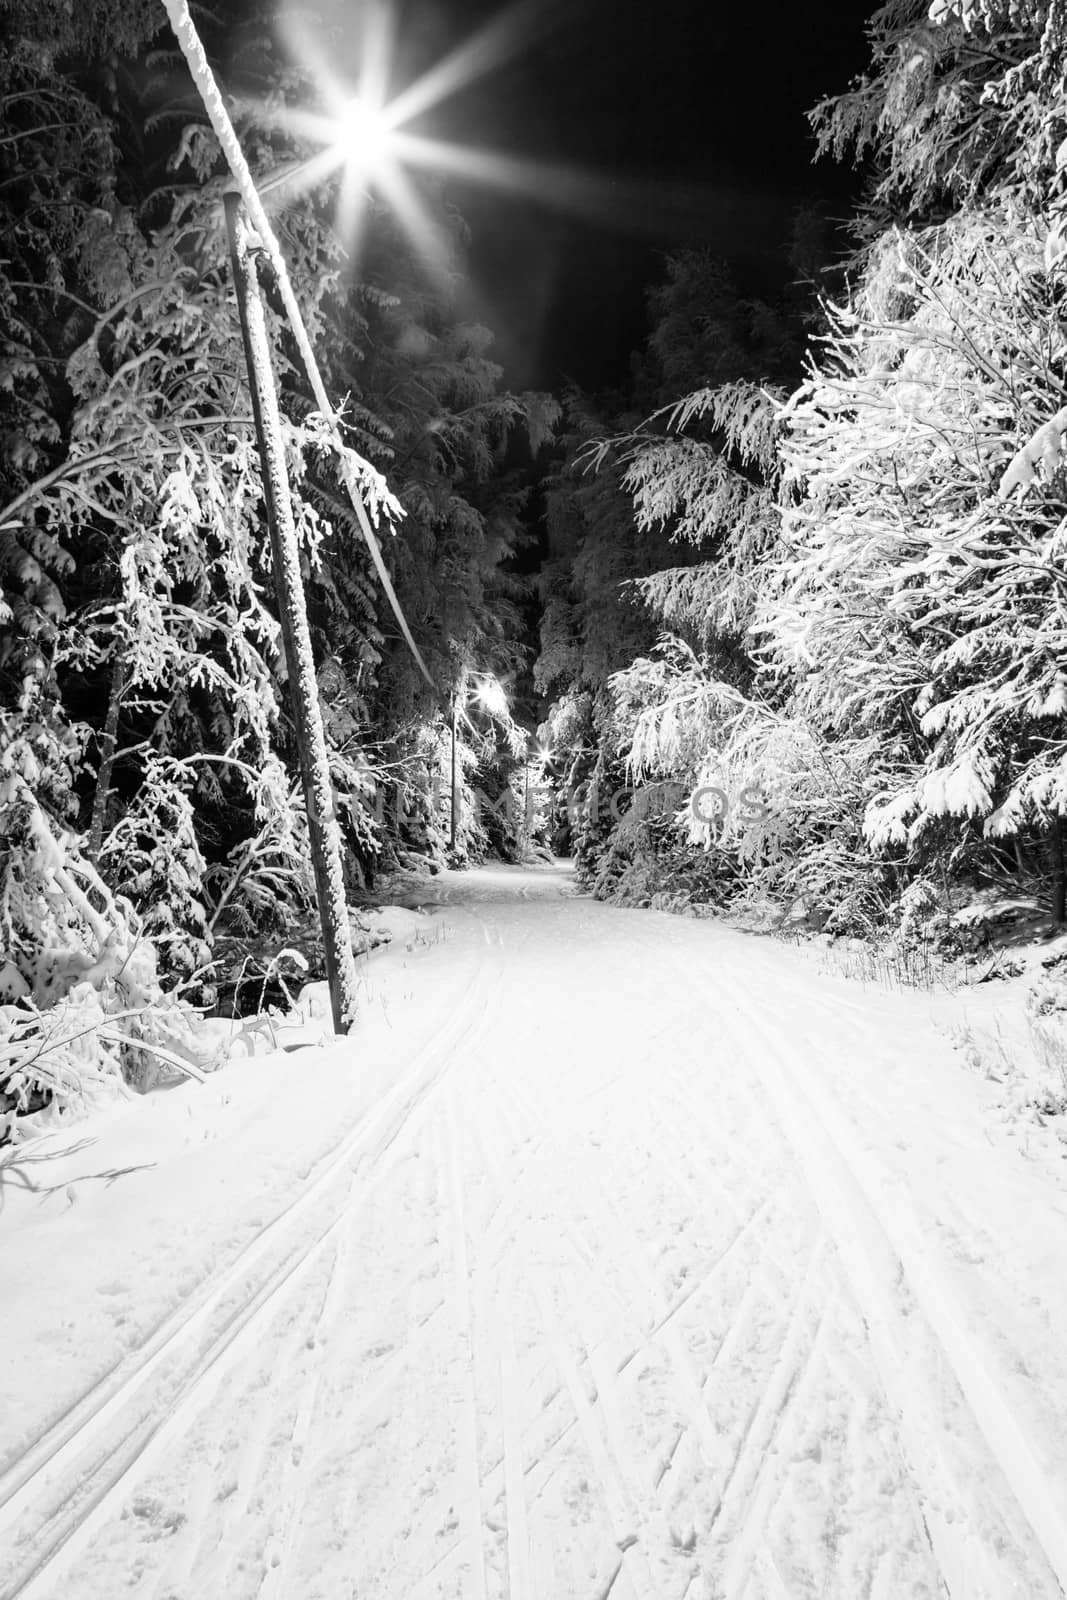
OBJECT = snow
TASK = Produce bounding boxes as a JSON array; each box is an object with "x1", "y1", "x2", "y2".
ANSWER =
[{"x1": 4, "y1": 860, "x2": 1067, "y2": 1599}]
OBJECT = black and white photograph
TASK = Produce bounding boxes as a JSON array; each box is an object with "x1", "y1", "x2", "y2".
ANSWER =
[{"x1": 3, "y1": 1, "x2": 1067, "y2": 1595}]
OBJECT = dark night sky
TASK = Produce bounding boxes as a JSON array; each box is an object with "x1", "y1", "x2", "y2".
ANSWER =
[{"x1": 376, "y1": 0, "x2": 873, "y2": 391}]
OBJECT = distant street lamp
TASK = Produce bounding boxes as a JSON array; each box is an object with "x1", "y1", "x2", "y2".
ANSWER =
[
  {"x1": 448, "y1": 673, "x2": 507, "y2": 852},
  {"x1": 449, "y1": 689, "x2": 459, "y2": 853},
  {"x1": 522, "y1": 739, "x2": 552, "y2": 857}
]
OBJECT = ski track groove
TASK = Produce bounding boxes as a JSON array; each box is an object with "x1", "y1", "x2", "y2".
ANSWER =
[
  {"x1": 1, "y1": 931, "x2": 502, "y2": 1600},
  {"x1": 0, "y1": 942, "x2": 488, "y2": 1511},
  {"x1": 751, "y1": 1544, "x2": 794, "y2": 1600},
  {"x1": 459, "y1": 906, "x2": 1021, "y2": 1599},
  {"x1": 523, "y1": 1239, "x2": 659, "y2": 1599},
  {"x1": 570, "y1": 1154, "x2": 795, "y2": 1513},
  {"x1": 475, "y1": 1078, "x2": 708, "y2": 1595},
  {"x1": 131, "y1": 1334, "x2": 237, "y2": 1600},
  {"x1": 138, "y1": 1208, "x2": 362, "y2": 1600},
  {"x1": 652, "y1": 1427, "x2": 687, "y2": 1491},
  {"x1": 501, "y1": 1304, "x2": 533, "y2": 1600},
  {"x1": 710, "y1": 1272, "x2": 828, "y2": 1599},
  {"x1": 191, "y1": 1227, "x2": 348, "y2": 1599},
  {"x1": 643, "y1": 1088, "x2": 751, "y2": 1215},
  {"x1": 693, "y1": 952, "x2": 1067, "y2": 1599},
  {"x1": 443, "y1": 1091, "x2": 490, "y2": 1600},
  {"x1": 6, "y1": 1203, "x2": 346, "y2": 1600},
  {"x1": 255, "y1": 1182, "x2": 359, "y2": 1600},
  {"x1": 466, "y1": 1087, "x2": 658, "y2": 1594},
  {"x1": 333, "y1": 914, "x2": 514, "y2": 1600},
  {"x1": 613, "y1": 1195, "x2": 772, "y2": 1382},
  {"x1": 0, "y1": 937, "x2": 478, "y2": 1507},
  {"x1": 622, "y1": 914, "x2": 1065, "y2": 1596},
  {"x1": 464, "y1": 1095, "x2": 559, "y2": 1577},
  {"x1": 556, "y1": 1140, "x2": 840, "y2": 1600},
  {"x1": 515, "y1": 1060, "x2": 821, "y2": 1581},
  {"x1": 474, "y1": 1047, "x2": 818, "y2": 1595},
  {"x1": 395, "y1": 1079, "x2": 570, "y2": 1600},
  {"x1": 565, "y1": 1248, "x2": 699, "y2": 1580}
]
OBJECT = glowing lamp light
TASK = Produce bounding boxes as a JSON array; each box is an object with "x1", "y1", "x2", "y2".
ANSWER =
[
  {"x1": 474, "y1": 676, "x2": 509, "y2": 717},
  {"x1": 335, "y1": 95, "x2": 396, "y2": 176},
  {"x1": 274, "y1": 0, "x2": 614, "y2": 281}
]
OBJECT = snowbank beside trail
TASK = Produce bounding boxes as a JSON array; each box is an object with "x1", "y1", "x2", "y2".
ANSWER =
[
  {"x1": 774, "y1": 907, "x2": 1067, "y2": 1153},
  {"x1": 354, "y1": 902, "x2": 438, "y2": 950}
]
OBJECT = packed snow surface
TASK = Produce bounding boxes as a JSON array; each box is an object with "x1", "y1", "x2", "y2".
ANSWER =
[{"x1": 4, "y1": 861, "x2": 1067, "y2": 1599}]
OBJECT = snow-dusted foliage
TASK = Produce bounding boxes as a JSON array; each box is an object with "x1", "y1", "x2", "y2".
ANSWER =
[
  {"x1": 607, "y1": 638, "x2": 897, "y2": 928},
  {"x1": 810, "y1": 0, "x2": 1067, "y2": 227},
  {"x1": 613, "y1": 382, "x2": 785, "y2": 644},
  {"x1": 541, "y1": 0, "x2": 1067, "y2": 932},
  {"x1": 775, "y1": 207, "x2": 1067, "y2": 853}
]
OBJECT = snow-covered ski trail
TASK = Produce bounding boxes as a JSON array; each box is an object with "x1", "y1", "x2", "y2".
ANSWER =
[{"x1": 4, "y1": 861, "x2": 1067, "y2": 1600}]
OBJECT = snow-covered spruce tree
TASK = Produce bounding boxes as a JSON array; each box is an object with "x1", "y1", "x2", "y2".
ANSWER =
[
  {"x1": 762, "y1": 0, "x2": 1067, "y2": 920},
  {"x1": 559, "y1": 255, "x2": 861, "y2": 918},
  {"x1": 576, "y1": 0, "x2": 1067, "y2": 933},
  {"x1": 0, "y1": 12, "x2": 398, "y2": 1107},
  {"x1": 0, "y1": 62, "x2": 348, "y2": 943},
  {"x1": 810, "y1": 0, "x2": 1066, "y2": 234},
  {"x1": 774, "y1": 207, "x2": 1067, "y2": 897},
  {"x1": 0, "y1": 43, "x2": 202, "y2": 1117},
  {"x1": 596, "y1": 379, "x2": 892, "y2": 924}
]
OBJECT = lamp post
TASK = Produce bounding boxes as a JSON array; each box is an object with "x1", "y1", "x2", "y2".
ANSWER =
[
  {"x1": 447, "y1": 673, "x2": 507, "y2": 855},
  {"x1": 522, "y1": 740, "x2": 552, "y2": 858},
  {"x1": 449, "y1": 689, "x2": 459, "y2": 852}
]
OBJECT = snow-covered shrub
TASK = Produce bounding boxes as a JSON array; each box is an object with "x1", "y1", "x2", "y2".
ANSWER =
[
  {"x1": 99, "y1": 756, "x2": 211, "y2": 993},
  {"x1": 895, "y1": 877, "x2": 944, "y2": 947},
  {"x1": 202, "y1": 755, "x2": 316, "y2": 938},
  {"x1": 0, "y1": 772, "x2": 216, "y2": 1139},
  {"x1": 606, "y1": 639, "x2": 896, "y2": 931},
  {"x1": 590, "y1": 800, "x2": 726, "y2": 912},
  {"x1": 0, "y1": 986, "x2": 119, "y2": 1145}
]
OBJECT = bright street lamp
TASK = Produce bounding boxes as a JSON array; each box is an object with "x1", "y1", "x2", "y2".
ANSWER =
[
  {"x1": 474, "y1": 676, "x2": 509, "y2": 717},
  {"x1": 449, "y1": 674, "x2": 507, "y2": 853},
  {"x1": 521, "y1": 739, "x2": 553, "y2": 858},
  {"x1": 253, "y1": 91, "x2": 397, "y2": 209}
]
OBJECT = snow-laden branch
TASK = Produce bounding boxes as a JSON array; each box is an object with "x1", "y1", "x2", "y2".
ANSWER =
[{"x1": 998, "y1": 405, "x2": 1067, "y2": 497}]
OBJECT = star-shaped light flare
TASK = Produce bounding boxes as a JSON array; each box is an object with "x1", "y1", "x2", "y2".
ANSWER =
[{"x1": 271, "y1": 0, "x2": 612, "y2": 279}]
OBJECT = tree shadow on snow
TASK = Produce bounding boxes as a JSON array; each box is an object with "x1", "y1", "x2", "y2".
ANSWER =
[{"x1": 0, "y1": 1136, "x2": 157, "y2": 1213}]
